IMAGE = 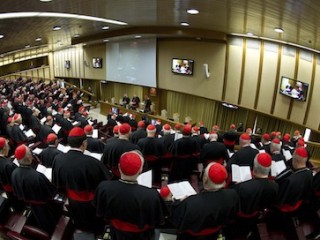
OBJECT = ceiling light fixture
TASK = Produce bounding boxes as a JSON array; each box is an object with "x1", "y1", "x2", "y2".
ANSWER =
[
  {"x1": 247, "y1": 32, "x2": 254, "y2": 36},
  {"x1": 187, "y1": 9, "x2": 199, "y2": 14},
  {"x1": 53, "y1": 26, "x2": 61, "y2": 31},
  {"x1": 40, "y1": 0, "x2": 52, "y2": 2},
  {"x1": 0, "y1": 12, "x2": 128, "y2": 25},
  {"x1": 181, "y1": 22, "x2": 189, "y2": 26},
  {"x1": 35, "y1": 37, "x2": 42, "y2": 41},
  {"x1": 25, "y1": 45, "x2": 30, "y2": 48},
  {"x1": 0, "y1": 34, "x2": 4, "y2": 39},
  {"x1": 274, "y1": 27, "x2": 284, "y2": 33},
  {"x1": 73, "y1": 34, "x2": 80, "y2": 38},
  {"x1": 103, "y1": 39, "x2": 109, "y2": 42},
  {"x1": 101, "y1": 26, "x2": 109, "y2": 30},
  {"x1": 134, "y1": 35, "x2": 141, "y2": 38}
]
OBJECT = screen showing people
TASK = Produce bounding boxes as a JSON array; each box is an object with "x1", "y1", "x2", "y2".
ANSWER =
[
  {"x1": 279, "y1": 76, "x2": 308, "y2": 101},
  {"x1": 172, "y1": 58, "x2": 194, "y2": 75},
  {"x1": 92, "y1": 58, "x2": 103, "y2": 68}
]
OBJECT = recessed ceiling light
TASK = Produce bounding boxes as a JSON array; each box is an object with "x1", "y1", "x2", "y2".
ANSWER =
[
  {"x1": 73, "y1": 34, "x2": 80, "y2": 38},
  {"x1": 187, "y1": 9, "x2": 199, "y2": 14},
  {"x1": 25, "y1": 45, "x2": 30, "y2": 48},
  {"x1": 0, "y1": 34, "x2": 4, "y2": 39},
  {"x1": 103, "y1": 39, "x2": 109, "y2": 42},
  {"x1": 35, "y1": 37, "x2": 42, "y2": 41},
  {"x1": 101, "y1": 26, "x2": 109, "y2": 30},
  {"x1": 247, "y1": 32, "x2": 254, "y2": 36},
  {"x1": 135, "y1": 35, "x2": 141, "y2": 38},
  {"x1": 53, "y1": 26, "x2": 61, "y2": 31},
  {"x1": 180, "y1": 22, "x2": 189, "y2": 26},
  {"x1": 40, "y1": 0, "x2": 52, "y2": 2},
  {"x1": 274, "y1": 27, "x2": 284, "y2": 33}
]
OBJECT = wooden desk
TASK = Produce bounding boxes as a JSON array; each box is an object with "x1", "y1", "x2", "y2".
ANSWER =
[{"x1": 99, "y1": 101, "x2": 177, "y2": 127}]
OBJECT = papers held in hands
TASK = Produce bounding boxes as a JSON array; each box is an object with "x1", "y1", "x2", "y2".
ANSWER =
[
  {"x1": 32, "y1": 148, "x2": 43, "y2": 155},
  {"x1": 282, "y1": 149, "x2": 292, "y2": 161},
  {"x1": 231, "y1": 164, "x2": 252, "y2": 182},
  {"x1": 52, "y1": 124, "x2": 62, "y2": 134},
  {"x1": 167, "y1": 181, "x2": 197, "y2": 200},
  {"x1": 271, "y1": 160, "x2": 287, "y2": 177},
  {"x1": 137, "y1": 170, "x2": 152, "y2": 188},
  {"x1": 92, "y1": 129, "x2": 98, "y2": 139},
  {"x1": 36, "y1": 164, "x2": 52, "y2": 182},
  {"x1": 57, "y1": 144, "x2": 70, "y2": 153}
]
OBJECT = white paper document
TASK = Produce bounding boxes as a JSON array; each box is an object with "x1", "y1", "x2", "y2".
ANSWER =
[
  {"x1": 57, "y1": 144, "x2": 70, "y2": 153},
  {"x1": 36, "y1": 164, "x2": 52, "y2": 182},
  {"x1": 167, "y1": 181, "x2": 197, "y2": 200},
  {"x1": 282, "y1": 149, "x2": 292, "y2": 161},
  {"x1": 32, "y1": 148, "x2": 43, "y2": 155},
  {"x1": 72, "y1": 121, "x2": 80, "y2": 126},
  {"x1": 24, "y1": 129, "x2": 35, "y2": 138},
  {"x1": 52, "y1": 124, "x2": 62, "y2": 134},
  {"x1": 227, "y1": 149, "x2": 234, "y2": 158},
  {"x1": 137, "y1": 170, "x2": 152, "y2": 188},
  {"x1": 92, "y1": 129, "x2": 98, "y2": 139},
  {"x1": 231, "y1": 164, "x2": 252, "y2": 182},
  {"x1": 84, "y1": 150, "x2": 102, "y2": 161},
  {"x1": 271, "y1": 160, "x2": 287, "y2": 177}
]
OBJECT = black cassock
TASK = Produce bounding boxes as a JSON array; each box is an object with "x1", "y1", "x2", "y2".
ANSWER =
[
  {"x1": 171, "y1": 189, "x2": 240, "y2": 240},
  {"x1": 93, "y1": 180, "x2": 167, "y2": 240},
  {"x1": 101, "y1": 139, "x2": 140, "y2": 178},
  {"x1": 38, "y1": 146, "x2": 62, "y2": 168},
  {"x1": 11, "y1": 166, "x2": 60, "y2": 234},
  {"x1": 86, "y1": 137, "x2": 105, "y2": 154},
  {"x1": 52, "y1": 150, "x2": 110, "y2": 233}
]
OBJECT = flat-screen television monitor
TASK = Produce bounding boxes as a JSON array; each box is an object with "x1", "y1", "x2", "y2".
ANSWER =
[
  {"x1": 172, "y1": 58, "x2": 194, "y2": 75},
  {"x1": 65, "y1": 60, "x2": 71, "y2": 69},
  {"x1": 279, "y1": 76, "x2": 309, "y2": 102},
  {"x1": 111, "y1": 107, "x2": 119, "y2": 115},
  {"x1": 92, "y1": 57, "x2": 103, "y2": 68}
]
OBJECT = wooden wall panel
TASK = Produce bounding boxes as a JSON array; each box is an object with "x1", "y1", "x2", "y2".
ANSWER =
[
  {"x1": 306, "y1": 59, "x2": 320, "y2": 130},
  {"x1": 157, "y1": 40, "x2": 226, "y2": 101},
  {"x1": 240, "y1": 39, "x2": 260, "y2": 109},
  {"x1": 83, "y1": 44, "x2": 106, "y2": 80},
  {"x1": 256, "y1": 43, "x2": 278, "y2": 113},
  {"x1": 290, "y1": 52, "x2": 313, "y2": 125},
  {"x1": 224, "y1": 38, "x2": 243, "y2": 104},
  {"x1": 273, "y1": 47, "x2": 296, "y2": 120}
]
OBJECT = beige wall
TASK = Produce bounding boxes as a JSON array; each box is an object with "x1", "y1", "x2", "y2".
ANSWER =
[{"x1": 51, "y1": 37, "x2": 320, "y2": 132}]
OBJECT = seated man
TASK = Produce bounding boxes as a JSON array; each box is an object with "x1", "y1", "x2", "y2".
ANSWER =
[
  {"x1": 275, "y1": 147, "x2": 313, "y2": 211},
  {"x1": 38, "y1": 133, "x2": 62, "y2": 167},
  {"x1": 171, "y1": 162, "x2": 240, "y2": 240},
  {"x1": 93, "y1": 151, "x2": 167, "y2": 240},
  {"x1": 11, "y1": 145, "x2": 61, "y2": 234}
]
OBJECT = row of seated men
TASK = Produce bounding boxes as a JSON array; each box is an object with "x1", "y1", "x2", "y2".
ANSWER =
[{"x1": 0, "y1": 128, "x2": 319, "y2": 240}]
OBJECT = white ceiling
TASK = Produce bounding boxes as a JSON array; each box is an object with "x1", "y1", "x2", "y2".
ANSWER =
[{"x1": 1, "y1": 0, "x2": 320, "y2": 54}]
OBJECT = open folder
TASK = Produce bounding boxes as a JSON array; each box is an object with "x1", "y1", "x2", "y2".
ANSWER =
[
  {"x1": 231, "y1": 164, "x2": 252, "y2": 182},
  {"x1": 167, "y1": 181, "x2": 197, "y2": 200}
]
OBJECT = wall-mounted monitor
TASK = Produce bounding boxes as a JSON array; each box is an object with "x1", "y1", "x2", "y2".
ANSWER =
[
  {"x1": 172, "y1": 58, "x2": 194, "y2": 75},
  {"x1": 92, "y1": 57, "x2": 103, "y2": 68},
  {"x1": 279, "y1": 76, "x2": 309, "y2": 102},
  {"x1": 65, "y1": 60, "x2": 71, "y2": 69},
  {"x1": 111, "y1": 107, "x2": 119, "y2": 115}
]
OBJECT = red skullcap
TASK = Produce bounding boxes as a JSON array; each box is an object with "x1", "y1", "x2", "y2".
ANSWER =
[
  {"x1": 262, "y1": 133, "x2": 270, "y2": 141},
  {"x1": 294, "y1": 130, "x2": 300, "y2": 136},
  {"x1": 283, "y1": 135, "x2": 290, "y2": 142},
  {"x1": 119, "y1": 151, "x2": 143, "y2": 176},
  {"x1": 159, "y1": 186, "x2": 171, "y2": 198},
  {"x1": 138, "y1": 121, "x2": 145, "y2": 128},
  {"x1": 0, "y1": 137, "x2": 6, "y2": 149},
  {"x1": 47, "y1": 133, "x2": 57, "y2": 143},
  {"x1": 7, "y1": 117, "x2": 12, "y2": 123},
  {"x1": 271, "y1": 131, "x2": 276, "y2": 137},
  {"x1": 192, "y1": 126, "x2": 199, "y2": 132},
  {"x1": 84, "y1": 125, "x2": 93, "y2": 133},
  {"x1": 13, "y1": 114, "x2": 21, "y2": 121},
  {"x1": 175, "y1": 123, "x2": 181, "y2": 130},
  {"x1": 213, "y1": 125, "x2": 219, "y2": 130},
  {"x1": 295, "y1": 148, "x2": 308, "y2": 158},
  {"x1": 69, "y1": 127, "x2": 85, "y2": 137},
  {"x1": 230, "y1": 124, "x2": 236, "y2": 129},
  {"x1": 15, "y1": 144, "x2": 27, "y2": 160},
  {"x1": 276, "y1": 131, "x2": 282, "y2": 136},
  {"x1": 272, "y1": 138, "x2": 281, "y2": 144},
  {"x1": 113, "y1": 125, "x2": 119, "y2": 134},
  {"x1": 147, "y1": 124, "x2": 156, "y2": 132},
  {"x1": 78, "y1": 106, "x2": 85, "y2": 112},
  {"x1": 256, "y1": 153, "x2": 272, "y2": 167},
  {"x1": 156, "y1": 119, "x2": 161, "y2": 123},
  {"x1": 297, "y1": 139, "x2": 305, "y2": 147},
  {"x1": 208, "y1": 163, "x2": 227, "y2": 184},
  {"x1": 82, "y1": 111, "x2": 88, "y2": 117},
  {"x1": 240, "y1": 133, "x2": 251, "y2": 141},
  {"x1": 119, "y1": 123, "x2": 131, "y2": 135},
  {"x1": 163, "y1": 124, "x2": 171, "y2": 131},
  {"x1": 183, "y1": 125, "x2": 192, "y2": 135}
]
